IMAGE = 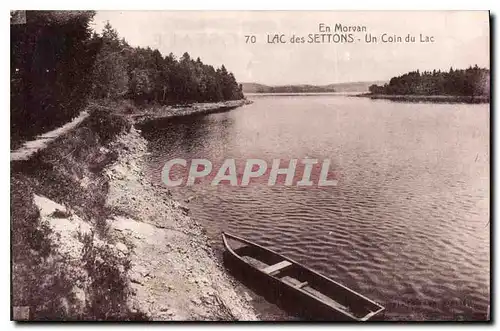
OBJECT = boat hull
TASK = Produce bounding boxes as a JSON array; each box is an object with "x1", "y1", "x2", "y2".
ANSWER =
[{"x1": 223, "y1": 248, "x2": 384, "y2": 321}]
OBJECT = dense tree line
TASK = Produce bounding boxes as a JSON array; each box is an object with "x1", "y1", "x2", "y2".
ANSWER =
[
  {"x1": 369, "y1": 66, "x2": 490, "y2": 97},
  {"x1": 11, "y1": 13, "x2": 243, "y2": 144},
  {"x1": 90, "y1": 22, "x2": 243, "y2": 104},
  {"x1": 11, "y1": 11, "x2": 100, "y2": 143}
]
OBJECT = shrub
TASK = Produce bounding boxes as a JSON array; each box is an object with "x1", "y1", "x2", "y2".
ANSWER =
[
  {"x1": 81, "y1": 231, "x2": 147, "y2": 320},
  {"x1": 87, "y1": 108, "x2": 131, "y2": 144}
]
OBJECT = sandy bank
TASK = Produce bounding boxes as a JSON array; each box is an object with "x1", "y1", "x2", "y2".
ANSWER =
[{"x1": 103, "y1": 126, "x2": 258, "y2": 320}]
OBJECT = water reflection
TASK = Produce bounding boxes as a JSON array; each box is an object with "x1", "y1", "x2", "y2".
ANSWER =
[{"x1": 140, "y1": 95, "x2": 489, "y2": 321}]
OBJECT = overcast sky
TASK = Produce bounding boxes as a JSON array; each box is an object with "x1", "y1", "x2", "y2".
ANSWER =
[{"x1": 92, "y1": 11, "x2": 489, "y2": 85}]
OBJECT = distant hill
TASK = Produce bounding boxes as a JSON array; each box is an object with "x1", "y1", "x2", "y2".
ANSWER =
[
  {"x1": 242, "y1": 83, "x2": 336, "y2": 94},
  {"x1": 324, "y1": 81, "x2": 387, "y2": 93},
  {"x1": 242, "y1": 81, "x2": 387, "y2": 94},
  {"x1": 241, "y1": 83, "x2": 270, "y2": 93}
]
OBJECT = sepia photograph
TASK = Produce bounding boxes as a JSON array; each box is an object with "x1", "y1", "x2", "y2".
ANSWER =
[{"x1": 10, "y1": 10, "x2": 490, "y2": 322}]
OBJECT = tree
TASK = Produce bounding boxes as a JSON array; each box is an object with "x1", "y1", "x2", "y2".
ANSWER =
[
  {"x1": 88, "y1": 24, "x2": 245, "y2": 105},
  {"x1": 11, "y1": 10, "x2": 98, "y2": 141},
  {"x1": 368, "y1": 66, "x2": 489, "y2": 97},
  {"x1": 90, "y1": 22, "x2": 129, "y2": 99}
]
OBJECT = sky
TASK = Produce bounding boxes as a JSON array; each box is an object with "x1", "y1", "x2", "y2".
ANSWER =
[{"x1": 92, "y1": 11, "x2": 489, "y2": 86}]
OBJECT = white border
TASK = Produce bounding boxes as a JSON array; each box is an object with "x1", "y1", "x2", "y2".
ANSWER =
[
  {"x1": 1, "y1": 0, "x2": 497, "y2": 10},
  {"x1": 2, "y1": 1, "x2": 497, "y2": 330}
]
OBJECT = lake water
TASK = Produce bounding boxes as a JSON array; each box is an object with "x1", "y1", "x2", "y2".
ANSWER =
[{"x1": 140, "y1": 95, "x2": 490, "y2": 321}]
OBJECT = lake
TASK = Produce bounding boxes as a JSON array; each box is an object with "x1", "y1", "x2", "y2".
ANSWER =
[{"x1": 140, "y1": 95, "x2": 490, "y2": 321}]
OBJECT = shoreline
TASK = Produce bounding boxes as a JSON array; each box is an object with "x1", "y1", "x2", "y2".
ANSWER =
[
  {"x1": 104, "y1": 125, "x2": 258, "y2": 320},
  {"x1": 128, "y1": 99, "x2": 253, "y2": 124},
  {"x1": 354, "y1": 93, "x2": 489, "y2": 104},
  {"x1": 11, "y1": 100, "x2": 258, "y2": 321}
]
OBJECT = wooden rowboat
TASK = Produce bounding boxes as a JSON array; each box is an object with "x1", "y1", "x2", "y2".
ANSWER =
[{"x1": 222, "y1": 232, "x2": 385, "y2": 321}]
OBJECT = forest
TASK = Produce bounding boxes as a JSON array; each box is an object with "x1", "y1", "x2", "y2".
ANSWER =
[
  {"x1": 369, "y1": 66, "x2": 490, "y2": 97},
  {"x1": 11, "y1": 11, "x2": 243, "y2": 144}
]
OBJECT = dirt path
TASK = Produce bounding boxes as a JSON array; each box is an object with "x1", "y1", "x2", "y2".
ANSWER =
[{"x1": 11, "y1": 110, "x2": 89, "y2": 161}]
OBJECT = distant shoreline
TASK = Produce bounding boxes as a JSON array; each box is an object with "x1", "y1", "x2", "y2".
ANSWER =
[
  {"x1": 355, "y1": 94, "x2": 490, "y2": 104},
  {"x1": 245, "y1": 92, "x2": 359, "y2": 97}
]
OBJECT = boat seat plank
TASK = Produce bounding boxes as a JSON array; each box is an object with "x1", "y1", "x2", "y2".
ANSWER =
[
  {"x1": 281, "y1": 276, "x2": 300, "y2": 286},
  {"x1": 261, "y1": 260, "x2": 292, "y2": 275},
  {"x1": 296, "y1": 281, "x2": 309, "y2": 289},
  {"x1": 241, "y1": 256, "x2": 269, "y2": 270}
]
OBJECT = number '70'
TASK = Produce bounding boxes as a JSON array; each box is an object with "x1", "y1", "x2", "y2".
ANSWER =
[{"x1": 245, "y1": 35, "x2": 256, "y2": 43}]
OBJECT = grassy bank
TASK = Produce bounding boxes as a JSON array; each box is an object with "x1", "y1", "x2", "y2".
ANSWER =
[
  {"x1": 11, "y1": 100, "x2": 256, "y2": 321},
  {"x1": 11, "y1": 105, "x2": 141, "y2": 320},
  {"x1": 355, "y1": 94, "x2": 489, "y2": 104}
]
